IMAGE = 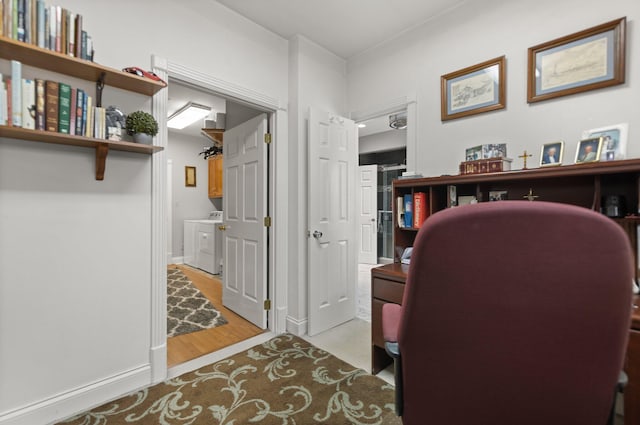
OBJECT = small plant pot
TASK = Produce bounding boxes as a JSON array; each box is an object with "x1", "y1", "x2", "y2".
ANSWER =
[{"x1": 133, "y1": 133, "x2": 153, "y2": 144}]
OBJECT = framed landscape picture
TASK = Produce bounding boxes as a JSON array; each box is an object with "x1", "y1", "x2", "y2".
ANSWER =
[
  {"x1": 527, "y1": 17, "x2": 626, "y2": 103},
  {"x1": 441, "y1": 56, "x2": 506, "y2": 121}
]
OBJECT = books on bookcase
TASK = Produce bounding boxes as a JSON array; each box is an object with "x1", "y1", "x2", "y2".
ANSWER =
[
  {"x1": 413, "y1": 192, "x2": 428, "y2": 228},
  {"x1": 1, "y1": 1, "x2": 94, "y2": 61}
]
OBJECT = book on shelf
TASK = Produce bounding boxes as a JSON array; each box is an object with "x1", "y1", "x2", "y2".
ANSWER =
[
  {"x1": 44, "y1": 79, "x2": 58, "y2": 132},
  {"x1": 0, "y1": 75, "x2": 7, "y2": 125},
  {"x1": 413, "y1": 192, "x2": 428, "y2": 228},
  {"x1": 74, "y1": 88, "x2": 83, "y2": 135},
  {"x1": 57, "y1": 82, "x2": 70, "y2": 133},
  {"x1": 396, "y1": 196, "x2": 404, "y2": 228},
  {"x1": 21, "y1": 78, "x2": 35, "y2": 129},
  {"x1": 34, "y1": 78, "x2": 45, "y2": 130},
  {"x1": 68, "y1": 87, "x2": 75, "y2": 135},
  {"x1": 403, "y1": 193, "x2": 413, "y2": 228},
  {"x1": 11, "y1": 60, "x2": 21, "y2": 127}
]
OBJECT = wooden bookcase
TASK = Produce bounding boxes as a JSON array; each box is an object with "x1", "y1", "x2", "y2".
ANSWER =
[
  {"x1": 392, "y1": 159, "x2": 640, "y2": 274},
  {"x1": 372, "y1": 159, "x2": 640, "y2": 387},
  {"x1": 0, "y1": 36, "x2": 165, "y2": 180}
]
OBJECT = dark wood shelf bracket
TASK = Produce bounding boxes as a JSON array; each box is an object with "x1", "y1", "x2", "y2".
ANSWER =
[{"x1": 95, "y1": 144, "x2": 109, "y2": 180}]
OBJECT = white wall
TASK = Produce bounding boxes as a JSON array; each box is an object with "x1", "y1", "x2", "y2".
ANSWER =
[
  {"x1": 167, "y1": 132, "x2": 218, "y2": 260},
  {"x1": 347, "y1": 0, "x2": 639, "y2": 176},
  {"x1": 287, "y1": 35, "x2": 347, "y2": 335},
  {"x1": 0, "y1": 1, "x2": 289, "y2": 423}
]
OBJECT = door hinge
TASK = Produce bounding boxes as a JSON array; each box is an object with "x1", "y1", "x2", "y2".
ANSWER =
[
  {"x1": 264, "y1": 133, "x2": 272, "y2": 144},
  {"x1": 264, "y1": 216, "x2": 272, "y2": 227},
  {"x1": 264, "y1": 299, "x2": 272, "y2": 310}
]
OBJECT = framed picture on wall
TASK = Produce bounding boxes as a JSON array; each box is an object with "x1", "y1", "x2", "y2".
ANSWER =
[
  {"x1": 441, "y1": 56, "x2": 506, "y2": 121},
  {"x1": 581, "y1": 123, "x2": 628, "y2": 161},
  {"x1": 527, "y1": 17, "x2": 626, "y2": 103},
  {"x1": 540, "y1": 141, "x2": 564, "y2": 167},
  {"x1": 185, "y1": 166, "x2": 196, "y2": 187}
]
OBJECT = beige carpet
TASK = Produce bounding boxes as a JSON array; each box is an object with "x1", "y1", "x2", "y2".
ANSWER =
[{"x1": 57, "y1": 334, "x2": 400, "y2": 424}]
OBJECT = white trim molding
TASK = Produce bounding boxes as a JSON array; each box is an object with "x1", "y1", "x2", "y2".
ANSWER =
[
  {"x1": 0, "y1": 366, "x2": 151, "y2": 425},
  {"x1": 147, "y1": 58, "x2": 290, "y2": 388}
]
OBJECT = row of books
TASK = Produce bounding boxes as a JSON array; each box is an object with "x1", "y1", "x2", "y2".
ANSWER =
[
  {"x1": 0, "y1": 0, "x2": 94, "y2": 61},
  {"x1": 397, "y1": 192, "x2": 428, "y2": 229},
  {"x1": 1, "y1": 60, "x2": 108, "y2": 139}
]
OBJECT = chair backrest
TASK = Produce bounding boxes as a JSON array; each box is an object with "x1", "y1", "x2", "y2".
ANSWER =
[{"x1": 397, "y1": 201, "x2": 633, "y2": 425}]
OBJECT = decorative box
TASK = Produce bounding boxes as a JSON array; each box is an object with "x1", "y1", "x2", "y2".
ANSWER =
[{"x1": 459, "y1": 158, "x2": 513, "y2": 175}]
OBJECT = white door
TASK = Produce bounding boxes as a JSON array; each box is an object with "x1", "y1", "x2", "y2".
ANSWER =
[
  {"x1": 307, "y1": 108, "x2": 358, "y2": 336},
  {"x1": 358, "y1": 165, "x2": 378, "y2": 264},
  {"x1": 222, "y1": 113, "x2": 268, "y2": 328}
]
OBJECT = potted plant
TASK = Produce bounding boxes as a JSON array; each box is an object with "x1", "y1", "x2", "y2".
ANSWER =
[{"x1": 125, "y1": 110, "x2": 158, "y2": 144}]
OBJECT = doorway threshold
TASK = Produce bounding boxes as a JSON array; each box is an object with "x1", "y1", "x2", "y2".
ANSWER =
[{"x1": 167, "y1": 332, "x2": 275, "y2": 379}]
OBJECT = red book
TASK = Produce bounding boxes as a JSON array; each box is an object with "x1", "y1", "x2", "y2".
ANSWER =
[{"x1": 413, "y1": 192, "x2": 428, "y2": 228}]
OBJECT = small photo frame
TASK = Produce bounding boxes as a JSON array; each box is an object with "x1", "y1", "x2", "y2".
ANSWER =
[
  {"x1": 527, "y1": 17, "x2": 626, "y2": 103},
  {"x1": 489, "y1": 190, "x2": 508, "y2": 201},
  {"x1": 185, "y1": 166, "x2": 196, "y2": 187},
  {"x1": 465, "y1": 145, "x2": 482, "y2": 161},
  {"x1": 581, "y1": 123, "x2": 628, "y2": 161},
  {"x1": 575, "y1": 137, "x2": 602, "y2": 164},
  {"x1": 441, "y1": 56, "x2": 506, "y2": 121},
  {"x1": 540, "y1": 141, "x2": 564, "y2": 166}
]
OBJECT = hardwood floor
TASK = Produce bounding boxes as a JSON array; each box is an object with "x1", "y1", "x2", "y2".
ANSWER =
[{"x1": 167, "y1": 264, "x2": 264, "y2": 368}]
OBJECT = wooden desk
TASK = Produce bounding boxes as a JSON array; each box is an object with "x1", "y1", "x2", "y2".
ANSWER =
[
  {"x1": 371, "y1": 263, "x2": 408, "y2": 374},
  {"x1": 626, "y1": 299, "x2": 640, "y2": 424},
  {"x1": 372, "y1": 264, "x2": 640, "y2": 424}
]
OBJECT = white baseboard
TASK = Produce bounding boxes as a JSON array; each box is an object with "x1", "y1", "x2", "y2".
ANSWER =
[
  {"x1": 286, "y1": 315, "x2": 307, "y2": 336},
  {"x1": 149, "y1": 343, "x2": 167, "y2": 384},
  {"x1": 0, "y1": 365, "x2": 151, "y2": 425},
  {"x1": 171, "y1": 256, "x2": 184, "y2": 265}
]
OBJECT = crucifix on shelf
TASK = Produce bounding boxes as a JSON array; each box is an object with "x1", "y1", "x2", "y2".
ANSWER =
[
  {"x1": 523, "y1": 188, "x2": 539, "y2": 201},
  {"x1": 518, "y1": 150, "x2": 533, "y2": 169}
]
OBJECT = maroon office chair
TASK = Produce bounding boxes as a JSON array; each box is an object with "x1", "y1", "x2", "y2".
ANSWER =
[{"x1": 383, "y1": 201, "x2": 633, "y2": 425}]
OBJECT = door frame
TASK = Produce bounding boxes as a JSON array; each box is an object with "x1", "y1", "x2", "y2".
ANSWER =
[
  {"x1": 149, "y1": 55, "x2": 288, "y2": 384},
  {"x1": 350, "y1": 94, "x2": 418, "y2": 173}
]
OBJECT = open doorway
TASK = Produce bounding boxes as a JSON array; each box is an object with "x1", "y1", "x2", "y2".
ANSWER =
[
  {"x1": 355, "y1": 111, "x2": 407, "y2": 323},
  {"x1": 165, "y1": 79, "x2": 268, "y2": 367}
]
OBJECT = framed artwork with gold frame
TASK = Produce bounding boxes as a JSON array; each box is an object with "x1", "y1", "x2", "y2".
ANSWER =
[
  {"x1": 185, "y1": 166, "x2": 196, "y2": 187},
  {"x1": 441, "y1": 56, "x2": 506, "y2": 121},
  {"x1": 527, "y1": 17, "x2": 626, "y2": 103}
]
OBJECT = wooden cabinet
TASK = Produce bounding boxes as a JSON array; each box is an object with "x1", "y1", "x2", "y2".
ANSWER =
[
  {"x1": 208, "y1": 155, "x2": 223, "y2": 198},
  {"x1": 626, "y1": 309, "x2": 640, "y2": 425},
  {"x1": 0, "y1": 36, "x2": 165, "y2": 180}
]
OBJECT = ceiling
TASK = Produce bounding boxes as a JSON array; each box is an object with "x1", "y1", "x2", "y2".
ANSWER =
[{"x1": 215, "y1": 0, "x2": 467, "y2": 59}]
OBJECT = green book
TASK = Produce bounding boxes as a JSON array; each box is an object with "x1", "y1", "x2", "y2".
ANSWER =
[{"x1": 58, "y1": 82, "x2": 71, "y2": 134}]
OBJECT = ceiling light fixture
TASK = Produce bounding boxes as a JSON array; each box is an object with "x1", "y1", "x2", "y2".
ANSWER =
[
  {"x1": 389, "y1": 113, "x2": 407, "y2": 130},
  {"x1": 167, "y1": 102, "x2": 212, "y2": 129},
  {"x1": 357, "y1": 123, "x2": 367, "y2": 128}
]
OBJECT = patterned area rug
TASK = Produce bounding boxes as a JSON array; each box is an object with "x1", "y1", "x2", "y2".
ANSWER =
[
  {"x1": 58, "y1": 334, "x2": 399, "y2": 425},
  {"x1": 167, "y1": 268, "x2": 228, "y2": 338}
]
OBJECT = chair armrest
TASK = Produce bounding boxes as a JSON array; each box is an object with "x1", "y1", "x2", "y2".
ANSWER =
[{"x1": 382, "y1": 303, "x2": 402, "y2": 343}]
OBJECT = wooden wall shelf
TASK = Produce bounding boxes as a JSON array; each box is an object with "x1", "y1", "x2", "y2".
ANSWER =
[
  {"x1": 201, "y1": 128, "x2": 224, "y2": 146},
  {"x1": 1, "y1": 36, "x2": 165, "y2": 180},
  {"x1": 0, "y1": 36, "x2": 165, "y2": 96},
  {"x1": 0, "y1": 126, "x2": 162, "y2": 180}
]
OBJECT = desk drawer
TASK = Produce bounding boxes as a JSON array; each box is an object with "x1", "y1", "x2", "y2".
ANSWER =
[{"x1": 372, "y1": 277, "x2": 405, "y2": 304}]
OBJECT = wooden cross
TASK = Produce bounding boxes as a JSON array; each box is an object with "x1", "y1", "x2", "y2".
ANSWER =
[
  {"x1": 518, "y1": 150, "x2": 533, "y2": 169},
  {"x1": 524, "y1": 188, "x2": 539, "y2": 201}
]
